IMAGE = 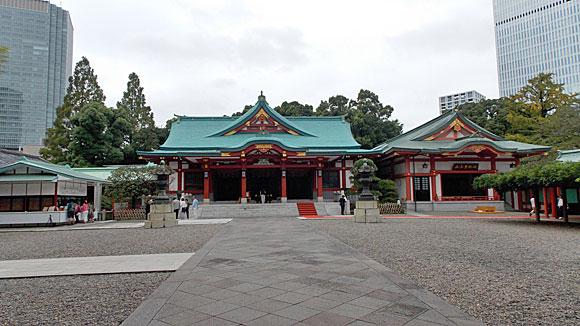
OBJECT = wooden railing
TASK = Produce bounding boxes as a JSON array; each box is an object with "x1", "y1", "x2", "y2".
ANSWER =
[{"x1": 438, "y1": 196, "x2": 496, "y2": 201}]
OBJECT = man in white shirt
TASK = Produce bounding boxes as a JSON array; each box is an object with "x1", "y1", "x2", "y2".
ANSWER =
[
  {"x1": 557, "y1": 195, "x2": 564, "y2": 220},
  {"x1": 529, "y1": 197, "x2": 536, "y2": 216},
  {"x1": 172, "y1": 197, "x2": 180, "y2": 219}
]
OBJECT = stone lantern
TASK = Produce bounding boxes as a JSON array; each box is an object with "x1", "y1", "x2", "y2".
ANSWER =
[
  {"x1": 145, "y1": 160, "x2": 177, "y2": 228},
  {"x1": 354, "y1": 159, "x2": 381, "y2": 223}
]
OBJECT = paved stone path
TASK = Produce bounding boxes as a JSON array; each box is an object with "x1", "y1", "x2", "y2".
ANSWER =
[
  {"x1": 122, "y1": 217, "x2": 483, "y2": 326},
  {"x1": 0, "y1": 253, "x2": 194, "y2": 279}
]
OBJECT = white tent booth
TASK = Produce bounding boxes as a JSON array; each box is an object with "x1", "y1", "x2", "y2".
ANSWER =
[{"x1": 0, "y1": 157, "x2": 110, "y2": 226}]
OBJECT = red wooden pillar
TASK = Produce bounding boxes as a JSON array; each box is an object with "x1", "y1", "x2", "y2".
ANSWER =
[
  {"x1": 517, "y1": 191, "x2": 523, "y2": 211},
  {"x1": 241, "y1": 173, "x2": 247, "y2": 204},
  {"x1": 430, "y1": 157, "x2": 437, "y2": 201},
  {"x1": 177, "y1": 160, "x2": 182, "y2": 192},
  {"x1": 549, "y1": 187, "x2": 557, "y2": 218},
  {"x1": 53, "y1": 181, "x2": 58, "y2": 207},
  {"x1": 203, "y1": 169, "x2": 210, "y2": 204},
  {"x1": 543, "y1": 188, "x2": 549, "y2": 218},
  {"x1": 341, "y1": 159, "x2": 347, "y2": 189},
  {"x1": 281, "y1": 171, "x2": 287, "y2": 202},
  {"x1": 317, "y1": 170, "x2": 323, "y2": 202},
  {"x1": 405, "y1": 156, "x2": 412, "y2": 201}
]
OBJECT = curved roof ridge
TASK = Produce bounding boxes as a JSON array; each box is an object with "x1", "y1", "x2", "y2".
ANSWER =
[{"x1": 207, "y1": 93, "x2": 315, "y2": 137}]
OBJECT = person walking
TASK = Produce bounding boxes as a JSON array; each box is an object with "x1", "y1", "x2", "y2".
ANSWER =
[
  {"x1": 179, "y1": 198, "x2": 187, "y2": 219},
  {"x1": 557, "y1": 195, "x2": 564, "y2": 220},
  {"x1": 172, "y1": 197, "x2": 180, "y2": 219},
  {"x1": 192, "y1": 196, "x2": 199, "y2": 219},
  {"x1": 339, "y1": 195, "x2": 347, "y2": 215},
  {"x1": 529, "y1": 196, "x2": 536, "y2": 216},
  {"x1": 185, "y1": 198, "x2": 191, "y2": 219}
]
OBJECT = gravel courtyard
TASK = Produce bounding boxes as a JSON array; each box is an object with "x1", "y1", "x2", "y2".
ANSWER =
[
  {"x1": 0, "y1": 224, "x2": 222, "y2": 326},
  {"x1": 311, "y1": 218, "x2": 580, "y2": 325}
]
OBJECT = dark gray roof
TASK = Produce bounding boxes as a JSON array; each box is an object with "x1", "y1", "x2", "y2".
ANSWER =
[{"x1": 0, "y1": 149, "x2": 47, "y2": 167}]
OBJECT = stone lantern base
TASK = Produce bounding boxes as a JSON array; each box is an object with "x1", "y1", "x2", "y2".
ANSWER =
[
  {"x1": 144, "y1": 202, "x2": 178, "y2": 228},
  {"x1": 354, "y1": 201, "x2": 382, "y2": 223}
]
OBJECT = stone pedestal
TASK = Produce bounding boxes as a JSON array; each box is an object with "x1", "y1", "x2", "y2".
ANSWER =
[
  {"x1": 354, "y1": 200, "x2": 382, "y2": 223},
  {"x1": 144, "y1": 203, "x2": 177, "y2": 228}
]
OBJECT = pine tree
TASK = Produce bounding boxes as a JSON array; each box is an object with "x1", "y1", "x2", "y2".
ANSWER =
[
  {"x1": 41, "y1": 57, "x2": 106, "y2": 164},
  {"x1": 117, "y1": 73, "x2": 159, "y2": 163}
]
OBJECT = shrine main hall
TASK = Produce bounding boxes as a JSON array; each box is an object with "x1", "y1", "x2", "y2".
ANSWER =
[{"x1": 138, "y1": 93, "x2": 549, "y2": 211}]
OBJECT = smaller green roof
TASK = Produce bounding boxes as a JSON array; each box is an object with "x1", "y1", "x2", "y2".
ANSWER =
[
  {"x1": 557, "y1": 149, "x2": 580, "y2": 162},
  {"x1": 73, "y1": 167, "x2": 118, "y2": 180},
  {"x1": 0, "y1": 175, "x2": 57, "y2": 182},
  {"x1": 0, "y1": 157, "x2": 111, "y2": 183}
]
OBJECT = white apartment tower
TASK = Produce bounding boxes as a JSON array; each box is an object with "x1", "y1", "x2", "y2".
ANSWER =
[
  {"x1": 493, "y1": 0, "x2": 580, "y2": 97},
  {"x1": 438, "y1": 90, "x2": 486, "y2": 114}
]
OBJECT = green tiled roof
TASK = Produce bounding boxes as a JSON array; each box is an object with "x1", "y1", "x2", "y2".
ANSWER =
[
  {"x1": 372, "y1": 109, "x2": 551, "y2": 155},
  {"x1": 139, "y1": 94, "x2": 372, "y2": 156},
  {"x1": 0, "y1": 157, "x2": 111, "y2": 183},
  {"x1": 557, "y1": 149, "x2": 580, "y2": 162},
  {"x1": 0, "y1": 174, "x2": 57, "y2": 182},
  {"x1": 72, "y1": 167, "x2": 118, "y2": 180}
]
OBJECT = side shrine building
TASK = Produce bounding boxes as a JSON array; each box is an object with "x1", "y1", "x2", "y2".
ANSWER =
[{"x1": 139, "y1": 93, "x2": 550, "y2": 212}]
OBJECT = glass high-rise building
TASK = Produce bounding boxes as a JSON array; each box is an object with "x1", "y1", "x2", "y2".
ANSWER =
[
  {"x1": 0, "y1": 0, "x2": 73, "y2": 149},
  {"x1": 493, "y1": 0, "x2": 580, "y2": 97}
]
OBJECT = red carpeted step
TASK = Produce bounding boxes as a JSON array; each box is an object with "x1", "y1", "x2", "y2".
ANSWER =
[{"x1": 297, "y1": 203, "x2": 317, "y2": 216}]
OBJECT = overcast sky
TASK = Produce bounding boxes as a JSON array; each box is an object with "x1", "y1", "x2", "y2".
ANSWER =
[{"x1": 60, "y1": 0, "x2": 499, "y2": 132}]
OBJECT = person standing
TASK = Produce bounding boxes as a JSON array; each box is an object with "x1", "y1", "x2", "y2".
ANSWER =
[
  {"x1": 74, "y1": 201, "x2": 81, "y2": 223},
  {"x1": 557, "y1": 195, "x2": 564, "y2": 220},
  {"x1": 88, "y1": 202, "x2": 95, "y2": 223},
  {"x1": 185, "y1": 198, "x2": 190, "y2": 219},
  {"x1": 179, "y1": 198, "x2": 187, "y2": 219},
  {"x1": 529, "y1": 196, "x2": 536, "y2": 216},
  {"x1": 66, "y1": 200, "x2": 76, "y2": 225},
  {"x1": 81, "y1": 200, "x2": 89, "y2": 223},
  {"x1": 145, "y1": 199, "x2": 153, "y2": 220},
  {"x1": 172, "y1": 197, "x2": 180, "y2": 219},
  {"x1": 339, "y1": 195, "x2": 347, "y2": 215},
  {"x1": 192, "y1": 196, "x2": 199, "y2": 219}
]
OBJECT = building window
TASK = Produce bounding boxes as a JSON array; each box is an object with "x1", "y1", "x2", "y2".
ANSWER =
[
  {"x1": 322, "y1": 170, "x2": 340, "y2": 188},
  {"x1": 184, "y1": 172, "x2": 204, "y2": 191}
]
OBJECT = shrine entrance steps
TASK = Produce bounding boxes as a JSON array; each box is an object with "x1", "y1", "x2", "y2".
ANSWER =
[{"x1": 197, "y1": 202, "x2": 340, "y2": 219}]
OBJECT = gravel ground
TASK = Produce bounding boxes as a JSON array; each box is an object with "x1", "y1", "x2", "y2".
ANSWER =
[
  {"x1": 310, "y1": 218, "x2": 580, "y2": 326},
  {"x1": 0, "y1": 224, "x2": 222, "y2": 260},
  {"x1": 0, "y1": 273, "x2": 169, "y2": 326},
  {"x1": 0, "y1": 224, "x2": 222, "y2": 325}
]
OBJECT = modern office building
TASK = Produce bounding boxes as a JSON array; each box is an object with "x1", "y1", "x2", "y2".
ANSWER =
[
  {"x1": 0, "y1": 0, "x2": 73, "y2": 150},
  {"x1": 493, "y1": 0, "x2": 580, "y2": 97},
  {"x1": 438, "y1": 90, "x2": 486, "y2": 114}
]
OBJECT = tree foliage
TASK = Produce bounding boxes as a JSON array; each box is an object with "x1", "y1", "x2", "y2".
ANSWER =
[
  {"x1": 69, "y1": 102, "x2": 130, "y2": 166},
  {"x1": 473, "y1": 162, "x2": 580, "y2": 192},
  {"x1": 116, "y1": 73, "x2": 160, "y2": 163},
  {"x1": 104, "y1": 165, "x2": 157, "y2": 208},
  {"x1": 0, "y1": 46, "x2": 9, "y2": 74},
  {"x1": 274, "y1": 101, "x2": 314, "y2": 116},
  {"x1": 456, "y1": 98, "x2": 512, "y2": 137},
  {"x1": 348, "y1": 159, "x2": 399, "y2": 202},
  {"x1": 41, "y1": 57, "x2": 106, "y2": 164}
]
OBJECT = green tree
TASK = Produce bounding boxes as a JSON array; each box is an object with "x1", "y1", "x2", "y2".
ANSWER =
[
  {"x1": 116, "y1": 72, "x2": 159, "y2": 163},
  {"x1": 511, "y1": 73, "x2": 579, "y2": 118},
  {"x1": 104, "y1": 165, "x2": 157, "y2": 208},
  {"x1": 0, "y1": 46, "x2": 9, "y2": 74},
  {"x1": 69, "y1": 102, "x2": 129, "y2": 167},
  {"x1": 274, "y1": 101, "x2": 314, "y2": 116},
  {"x1": 315, "y1": 95, "x2": 350, "y2": 116},
  {"x1": 347, "y1": 90, "x2": 402, "y2": 149},
  {"x1": 232, "y1": 104, "x2": 254, "y2": 117},
  {"x1": 41, "y1": 57, "x2": 106, "y2": 164},
  {"x1": 456, "y1": 98, "x2": 512, "y2": 137}
]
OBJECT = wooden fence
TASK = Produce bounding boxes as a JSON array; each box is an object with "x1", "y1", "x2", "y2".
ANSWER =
[
  {"x1": 114, "y1": 208, "x2": 145, "y2": 220},
  {"x1": 378, "y1": 203, "x2": 405, "y2": 214}
]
